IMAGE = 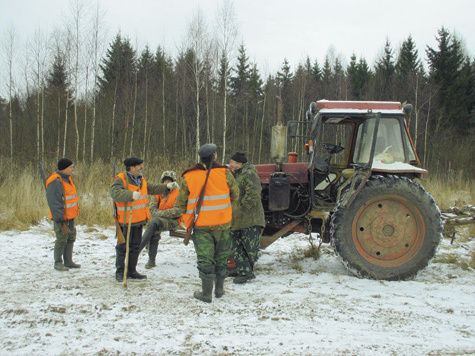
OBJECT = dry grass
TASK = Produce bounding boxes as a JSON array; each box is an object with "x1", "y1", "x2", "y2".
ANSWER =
[
  {"x1": 433, "y1": 253, "x2": 474, "y2": 271},
  {"x1": 0, "y1": 158, "x2": 473, "y2": 233},
  {"x1": 0, "y1": 158, "x2": 189, "y2": 231},
  {"x1": 420, "y1": 172, "x2": 474, "y2": 210}
]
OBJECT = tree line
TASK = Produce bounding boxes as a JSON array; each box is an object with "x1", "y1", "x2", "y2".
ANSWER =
[{"x1": 0, "y1": 2, "x2": 474, "y2": 179}]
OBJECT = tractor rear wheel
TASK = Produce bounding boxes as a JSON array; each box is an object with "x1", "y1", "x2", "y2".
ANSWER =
[{"x1": 330, "y1": 175, "x2": 442, "y2": 280}]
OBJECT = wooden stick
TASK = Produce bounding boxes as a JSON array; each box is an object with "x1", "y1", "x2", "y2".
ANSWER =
[{"x1": 123, "y1": 201, "x2": 135, "y2": 288}]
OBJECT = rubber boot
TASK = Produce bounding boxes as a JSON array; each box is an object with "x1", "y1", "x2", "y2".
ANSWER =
[
  {"x1": 63, "y1": 241, "x2": 81, "y2": 268},
  {"x1": 115, "y1": 246, "x2": 126, "y2": 282},
  {"x1": 193, "y1": 278, "x2": 213, "y2": 303},
  {"x1": 128, "y1": 248, "x2": 147, "y2": 279},
  {"x1": 54, "y1": 242, "x2": 69, "y2": 271},
  {"x1": 215, "y1": 277, "x2": 225, "y2": 298},
  {"x1": 145, "y1": 238, "x2": 159, "y2": 269}
]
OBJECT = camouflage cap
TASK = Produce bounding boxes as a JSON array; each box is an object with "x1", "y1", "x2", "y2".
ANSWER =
[
  {"x1": 160, "y1": 170, "x2": 177, "y2": 182},
  {"x1": 198, "y1": 143, "x2": 217, "y2": 158}
]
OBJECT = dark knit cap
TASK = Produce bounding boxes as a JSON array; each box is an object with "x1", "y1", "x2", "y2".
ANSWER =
[
  {"x1": 57, "y1": 158, "x2": 73, "y2": 170},
  {"x1": 231, "y1": 151, "x2": 247, "y2": 164},
  {"x1": 124, "y1": 157, "x2": 143, "y2": 167},
  {"x1": 198, "y1": 143, "x2": 217, "y2": 158}
]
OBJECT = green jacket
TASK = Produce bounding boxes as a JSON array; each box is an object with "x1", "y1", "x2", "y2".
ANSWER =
[
  {"x1": 231, "y1": 162, "x2": 265, "y2": 231},
  {"x1": 110, "y1": 172, "x2": 169, "y2": 227}
]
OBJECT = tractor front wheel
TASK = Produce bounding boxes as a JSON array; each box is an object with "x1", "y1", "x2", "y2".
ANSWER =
[{"x1": 330, "y1": 175, "x2": 442, "y2": 280}]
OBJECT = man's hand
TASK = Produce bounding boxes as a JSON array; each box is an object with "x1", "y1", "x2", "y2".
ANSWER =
[
  {"x1": 132, "y1": 191, "x2": 141, "y2": 200},
  {"x1": 167, "y1": 182, "x2": 179, "y2": 190}
]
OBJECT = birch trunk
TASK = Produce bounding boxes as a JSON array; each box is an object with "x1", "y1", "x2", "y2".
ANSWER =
[
  {"x1": 258, "y1": 93, "x2": 267, "y2": 163},
  {"x1": 142, "y1": 75, "x2": 148, "y2": 159},
  {"x1": 162, "y1": 68, "x2": 166, "y2": 155},
  {"x1": 63, "y1": 87, "x2": 70, "y2": 157},
  {"x1": 110, "y1": 80, "x2": 118, "y2": 159},
  {"x1": 130, "y1": 68, "x2": 138, "y2": 157}
]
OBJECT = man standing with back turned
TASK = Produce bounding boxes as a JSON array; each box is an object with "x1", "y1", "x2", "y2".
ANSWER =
[
  {"x1": 163, "y1": 144, "x2": 238, "y2": 303},
  {"x1": 46, "y1": 158, "x2": 81, "y2": 271},
  {"x1": 110, "y1": 157, "x2": 178, "y2": 282}
]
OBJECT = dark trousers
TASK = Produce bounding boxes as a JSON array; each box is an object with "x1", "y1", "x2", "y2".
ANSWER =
[{"x1": 115, "y1": 225, "x2": 143, "y2": 276}]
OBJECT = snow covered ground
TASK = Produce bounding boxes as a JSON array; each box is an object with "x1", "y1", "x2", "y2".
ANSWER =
[{"x1": 0, "y1": 220, "x2": 474, "y2": 356}]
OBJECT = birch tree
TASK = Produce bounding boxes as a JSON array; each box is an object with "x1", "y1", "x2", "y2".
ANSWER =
[
  {"x1": 187, "y1": 7, "x2": 211, "y2": 160},
  {"x1": 89, "y1": 1, "x2": 106, "y2": 161},
  {"x1": 1, "y1": 25, "x2": 18, "y2": 160},
  {"x1": 31, "y1": 27, "x2": 49, "y2": 162},
  {"x1": 215, "y1": 0, "x2": 238, "y2": 163},
  {"x1": 66, "y1": 0, "x2": 88, "y2": 160}
]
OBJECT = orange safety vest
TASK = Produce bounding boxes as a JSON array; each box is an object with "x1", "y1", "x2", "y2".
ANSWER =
[
  {"x1": 114, "y1": 172, "x2": 150, "y2": 224},
  {"x1": 155, "y1": 189, "x2": 184, "y2": 224},
  {"x1": 46, "y1": 173, "x2": 79, "y2": 220},
  {"x1": 182, "y1": 167, "x2": 232, "y2": 228}
]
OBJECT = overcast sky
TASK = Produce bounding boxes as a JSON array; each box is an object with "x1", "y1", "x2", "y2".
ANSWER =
[{"x1": 1, "y1": 0, "x2": 474, "y2": 88}]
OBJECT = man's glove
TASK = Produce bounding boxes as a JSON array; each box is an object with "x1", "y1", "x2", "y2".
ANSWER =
[
  {"x1": 167, "y1": 182, "x2": 179, "y2": 190},
  {"x1": 132, "y1": 191, "x2": 141, "y2": 200}
]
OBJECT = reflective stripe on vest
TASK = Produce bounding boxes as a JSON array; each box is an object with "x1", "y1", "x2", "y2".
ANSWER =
[
  {"x1": 46, "y1": 173, "x2": 79, "y2": 220},
  {"x1": 114, "y1": 173, "x2": 150, "y2": 224},
  {"x1": 183, "y1": 167, "x2": 232, "y2": 228}
]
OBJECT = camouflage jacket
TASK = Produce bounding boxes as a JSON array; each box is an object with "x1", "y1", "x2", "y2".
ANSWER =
[{"x1": 231, "y1": 162, "x2": 265, "y2": 231}]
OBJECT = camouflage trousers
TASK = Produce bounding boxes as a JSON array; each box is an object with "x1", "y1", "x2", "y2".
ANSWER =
[
  {"x1": 192, "y1": 229, "x2": 231, "y2": 282},
  {"x1": 230, "y1": 226, "x2": 262, "y2": 276}
]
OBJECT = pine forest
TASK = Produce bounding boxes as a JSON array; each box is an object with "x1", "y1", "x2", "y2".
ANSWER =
[{"x1": 0, "y1": 3, "x2": 474, "y2": 180}]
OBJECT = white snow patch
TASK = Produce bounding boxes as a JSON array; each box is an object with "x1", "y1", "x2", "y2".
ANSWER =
[{"x1": 0, "y1": 222, "x2": 474, "y2": 355}]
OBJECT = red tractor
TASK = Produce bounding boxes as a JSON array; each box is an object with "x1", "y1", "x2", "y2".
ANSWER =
[{"x1": 256, "y1": 99, "x2": 442, "y2": 280}]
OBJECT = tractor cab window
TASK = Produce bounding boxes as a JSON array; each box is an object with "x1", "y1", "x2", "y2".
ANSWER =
[
  {"x1": 317, "y1": 122, "x2": 353, "y2": 165},
  {"x1": 353, "y1": 117, "x2": 414, "y2": 164}
]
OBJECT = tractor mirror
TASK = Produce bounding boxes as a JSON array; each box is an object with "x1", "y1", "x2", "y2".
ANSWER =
[
  {"x1": 310, "y1": 102, "x2": 317, "y2": 115},
  {"x1": 288, "y1": 122, "x2": 298, "y2": 137}
]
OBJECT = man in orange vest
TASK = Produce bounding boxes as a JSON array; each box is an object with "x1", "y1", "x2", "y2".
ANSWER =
[
  {"x1": 46, "y1": 158, "x2": 81, "y2": 271},
  {"x1": 161, "y1": 144, "x2": 239, "y2": 303},
  {"x1": 110, "y1": 157, "x2": 179, "y2": 282},
  {"x1": 141, "y1": 170, "x2": 183, "y2": 269}
]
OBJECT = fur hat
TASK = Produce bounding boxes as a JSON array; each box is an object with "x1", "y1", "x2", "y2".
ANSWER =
[
  {"x1": 123, "y1": 157, "x2": 143, "y2": 167},
  {"x1": 231, "y1": 151, "x2": 247, "y2": 164},
  {"x1": 57, "y1": 158, "x2": 73, "y2": 170}
]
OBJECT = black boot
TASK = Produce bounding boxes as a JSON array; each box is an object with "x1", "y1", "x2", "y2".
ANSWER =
[
  {"x1": 128, "y1": 249, "x2": 147, "y2": 279},
  {"x1": 215, "y1": 277, "x2": 226, "y2": 298},
  {"x1": 63, "y1": 241, "x2": 81, "y2": 268},
  {"x1": 145, "y1": 237, "x2": 159, "y2": 269},
  {"x1": 54, "y1": 241, "x2": 69, "y2": 271},
  {"x1": 139, "y1": 219, "x2": 163, "y2": 252},
  {"x1": 194, "y1": 278, "x2": 214, "y2": 303},
  {"x1": 233, "y1": 273, "x2": 256, "y2": 284},
  {"x1": 115, "y1": 245, "x2": 126, "y2": 282}
]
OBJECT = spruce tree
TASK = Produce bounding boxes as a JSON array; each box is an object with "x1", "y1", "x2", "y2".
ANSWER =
[
  {"x1": 373, "y1": 38, "x2": 395, "y2": 100},
  {"x1": 426, "y1": 27, "x2": 471, "y2": 131}
]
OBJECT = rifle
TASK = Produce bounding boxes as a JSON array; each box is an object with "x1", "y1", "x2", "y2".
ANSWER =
[
  {"x1": 112, "y1": 162, "x2": 126, "y2": 244},
  {"x1": 39, "y1": 161, "x2": 71, "y2": 235},
  {"x1": 184, "y1": 155, "x2": 214, "y2": 245}
]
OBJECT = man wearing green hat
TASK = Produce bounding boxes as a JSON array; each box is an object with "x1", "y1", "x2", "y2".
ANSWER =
[{"x1": 160, "y1": 144, "x2": 239, "y2": 303}]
